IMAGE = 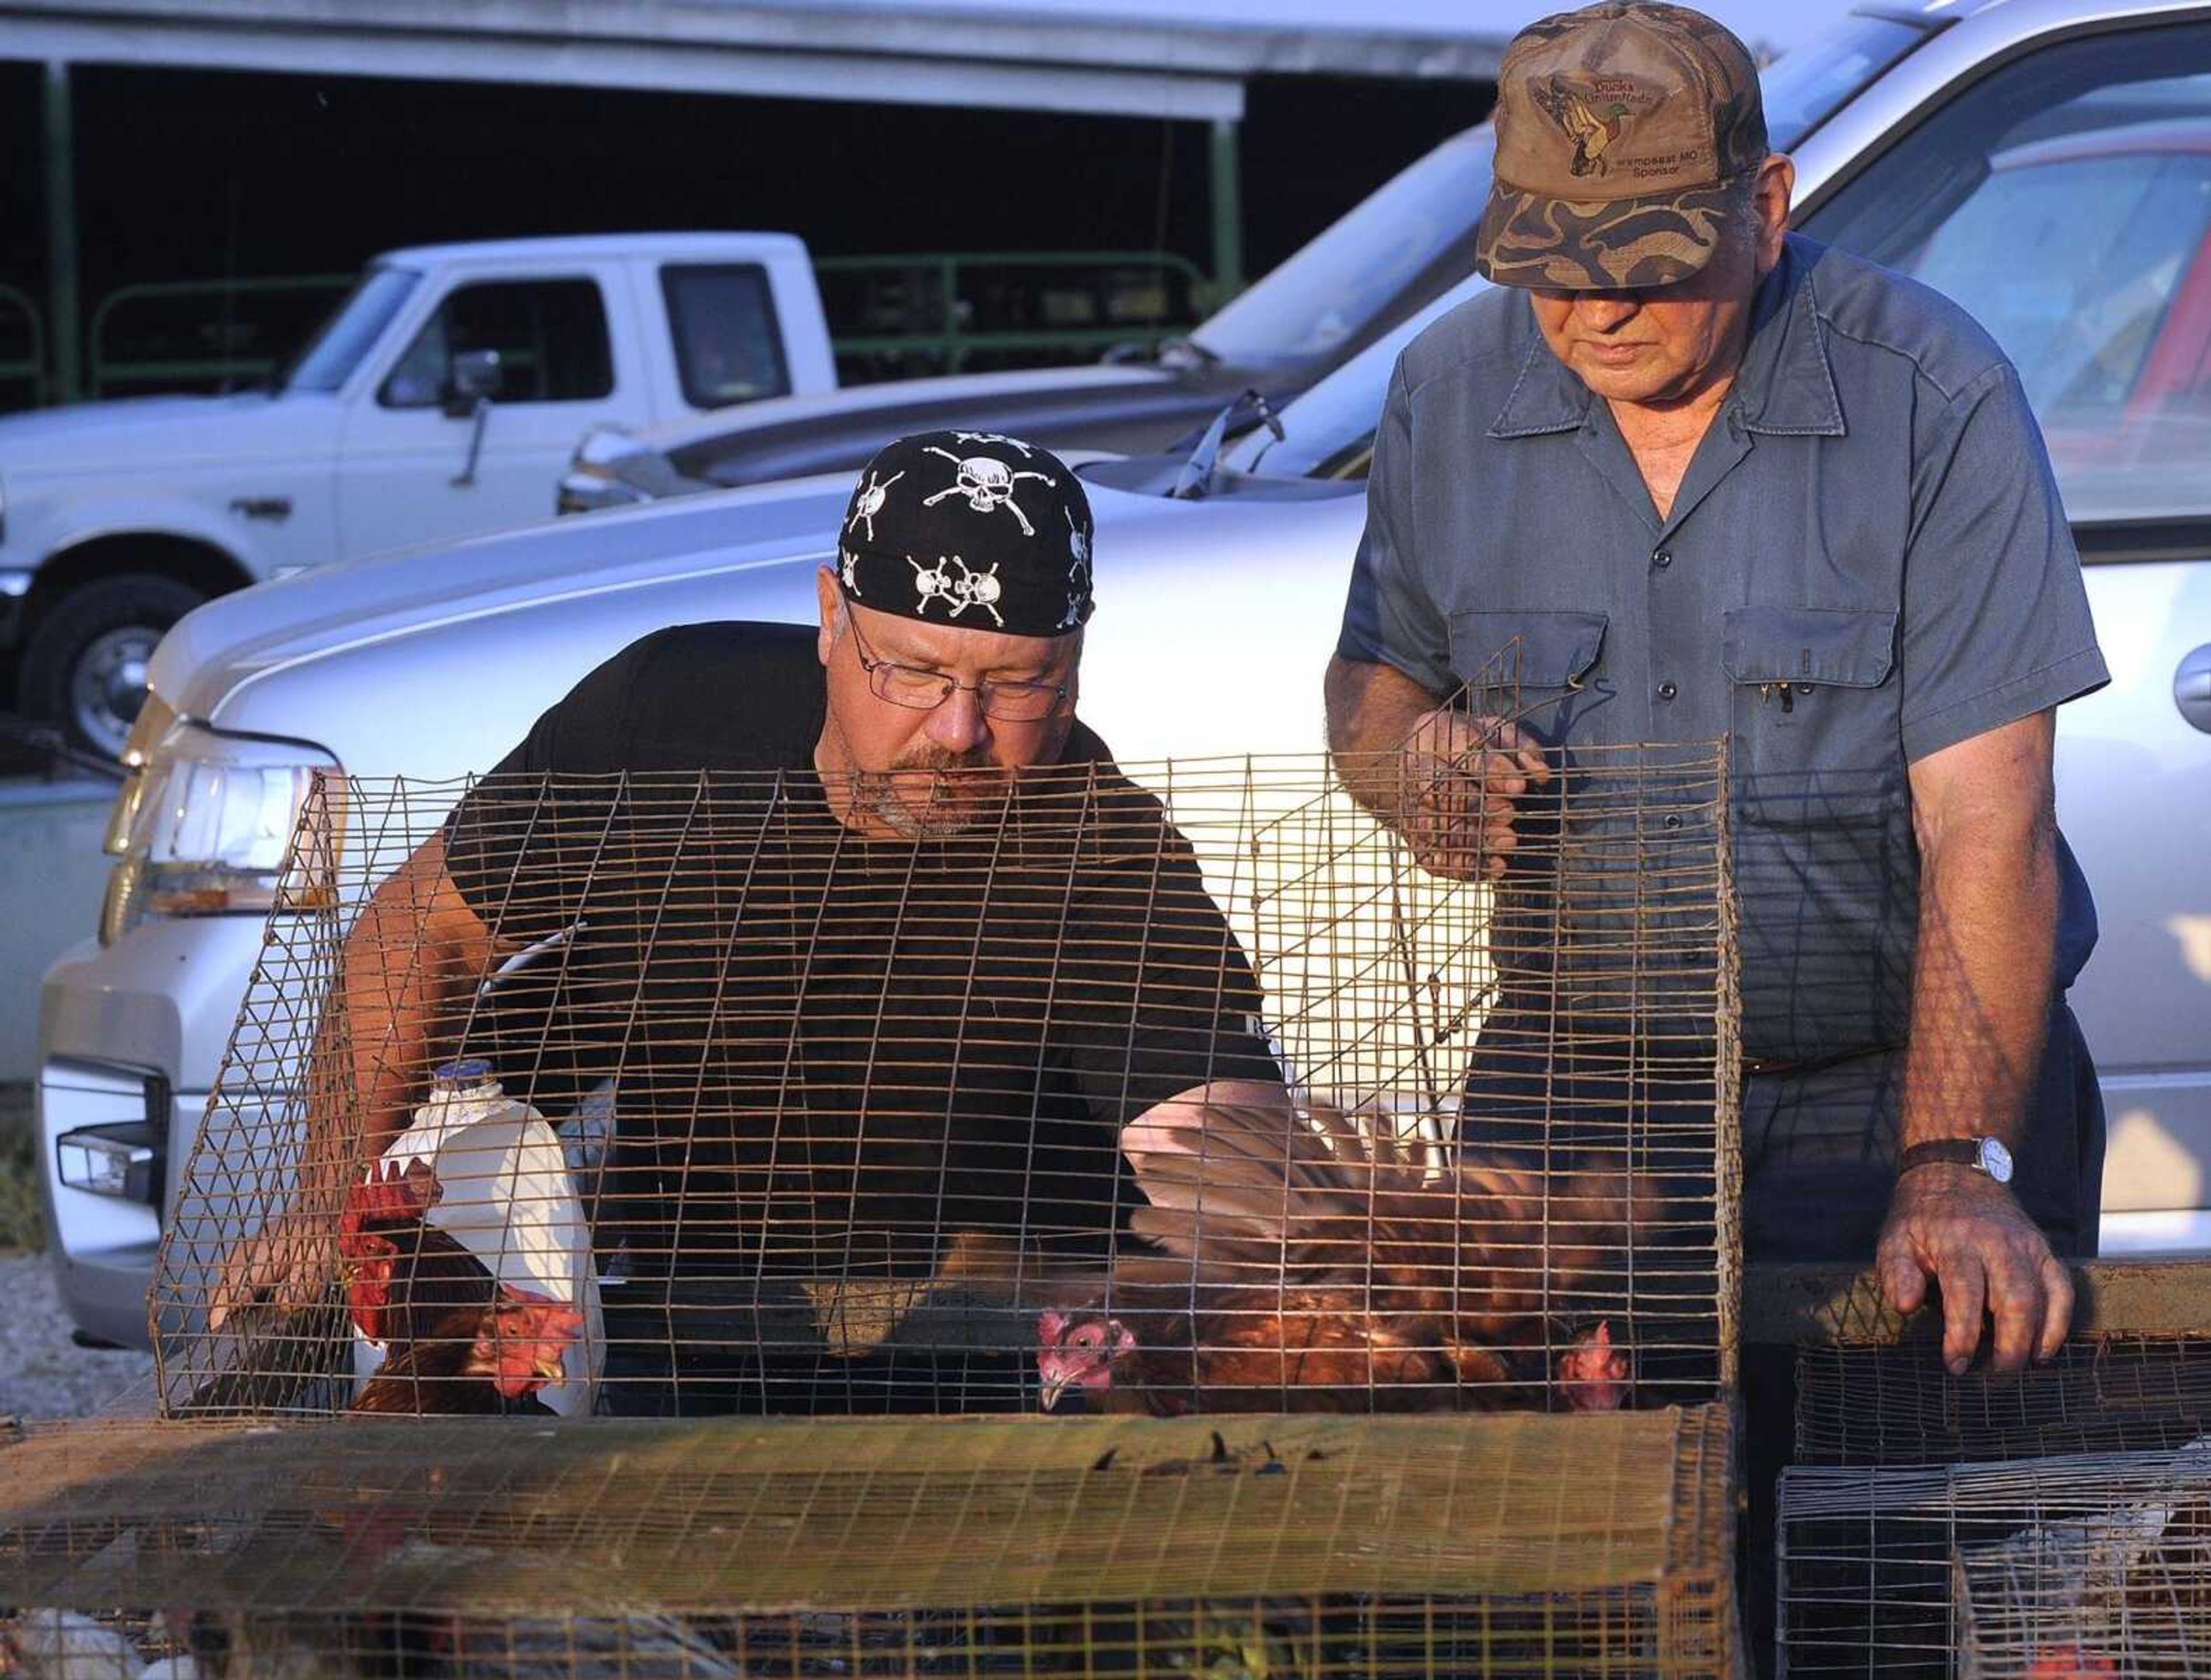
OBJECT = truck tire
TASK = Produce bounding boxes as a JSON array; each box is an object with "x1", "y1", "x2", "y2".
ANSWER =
[{"x1": 19, "y1": 572, "x2": 208, "y2": 760}]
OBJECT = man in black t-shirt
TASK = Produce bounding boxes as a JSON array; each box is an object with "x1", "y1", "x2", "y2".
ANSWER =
[{"x1": 215, "y1": 431, "x2": 1285, "y2": 1415}]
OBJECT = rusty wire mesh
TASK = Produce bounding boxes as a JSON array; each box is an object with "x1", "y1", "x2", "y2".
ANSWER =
[
  {"x1": 1779, "y1": 1436, "x2": 2211, "y2": 1680},
  {"x1": 1952, "y1": 1439, "x2": 2211, "y2": 1678},
  {"x1": 145, "y1": 745, "x2": 1738, "y2": 1424},
  {"x1": 0, "y1": 1405, "x2": 1739, "y2": 1678},
  {"x1": 1777, "y1": 1326, "x2": 2211, "y2": 1671},
  {"x1": 1779, "y1": 1335, "x2": 2211, "y2": 1675},
  {"x1": 1796, "y1": 1337, "x2": 2211, "y2": 1469}
]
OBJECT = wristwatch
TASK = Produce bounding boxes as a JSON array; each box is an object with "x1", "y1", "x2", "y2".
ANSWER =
[{"x1": 1898, "y1": 1137, "x2": 2015, "y2": 1185}]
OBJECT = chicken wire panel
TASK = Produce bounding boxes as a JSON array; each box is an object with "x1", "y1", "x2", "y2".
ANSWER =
[
  {"x1": 1796, "y1": 1338, "x2": 2211, "y2": 1468},
  {"x1": 1780, "y1": 1440, "x2": 2211, "y2": 1680},
  {"x1": 1951, "y1": 1441, "x2": 2211, "y2": 1679},
  {"x1": 1, "y1": 1406, "x2": 1738, "y2": 1679},
  {"x1": 150, "y1": 747, "x2": 1736, "y2": 1421}
]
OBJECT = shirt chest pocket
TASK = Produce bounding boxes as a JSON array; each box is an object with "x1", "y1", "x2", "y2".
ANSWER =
[
  {"x1": 1722, "y1": 606, "x2": 1900, "y2": 822},
  {"x1": 1446, "y1": 609, "x2": 1608, "y2": 711},
  {"x1": 1722, "y1": 605, "x2": 1915, "y2": 1063}
]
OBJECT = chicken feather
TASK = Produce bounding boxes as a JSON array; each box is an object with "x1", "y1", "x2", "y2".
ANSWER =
[{"x1": 1040, "y1": 1099, "x2": 1657, "y2": 1414}]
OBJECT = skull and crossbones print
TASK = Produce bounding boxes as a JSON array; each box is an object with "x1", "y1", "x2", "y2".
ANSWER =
[
  {"x1": 845, "y1": 469, "x2": 904, "y2": 545},
  {"x1": 907, "y1": 554, "x2": 1003, "y2": 625},
  {"x1": 922, "y1": 446, "x2": 1056, "y2": 537},
  {"x1": 1060, "y1": 506, "x2": 1092, "y2": 629},
  {"x1": 953, "y1": 431, "x2": 1035, "y2": 459}
]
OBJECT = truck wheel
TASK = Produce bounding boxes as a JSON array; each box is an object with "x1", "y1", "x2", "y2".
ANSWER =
[{"x1": 19, "y1": 573, "x2": 208, "y2": 760}]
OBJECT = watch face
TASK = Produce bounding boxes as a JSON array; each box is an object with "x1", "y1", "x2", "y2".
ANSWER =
[{"x1": 1978, "y1": 1138, "x2": 2015, "y2": 1184}]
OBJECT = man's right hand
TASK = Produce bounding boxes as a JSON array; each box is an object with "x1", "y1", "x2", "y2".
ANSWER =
[
  {"x1": 208, "y1": 1204, "x2": 339, "y2": 1335},
  {"x1": 1396, "y1": 708, "x2": 1552, "y2": 880}
]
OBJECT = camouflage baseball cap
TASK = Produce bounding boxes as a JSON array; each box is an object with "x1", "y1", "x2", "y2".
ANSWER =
[{"x1": 1474, "y1": 1, "x2": 1768, "y2": 291}]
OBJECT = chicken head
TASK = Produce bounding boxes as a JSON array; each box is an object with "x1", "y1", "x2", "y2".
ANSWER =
[
  {"x1": 339, "y1": 1157, "x2": 442, "y2": 1341},
  {"x1": 1556, "y1": 1321, "x2": 1632, "y2": 1412},
  {"x1": 474, "y1": 1288, "x2": 587, "y2": 1399},
  {"x1": 1036, "y1": 1307, "x2": 1137, "y2": 1411}
]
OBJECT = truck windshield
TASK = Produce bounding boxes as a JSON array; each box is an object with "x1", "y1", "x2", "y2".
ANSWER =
[
  {"x1": 277, "y1": 265, "x2": 422, "y2": 393},
  {"x1": 1215, "y1": 10, "x2": 1938, "y2": 480}
]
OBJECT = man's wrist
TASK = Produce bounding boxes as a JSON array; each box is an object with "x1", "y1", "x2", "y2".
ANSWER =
[{"x1": 1898, "y1": 1135, "x2": 2016, "y2": 1184}]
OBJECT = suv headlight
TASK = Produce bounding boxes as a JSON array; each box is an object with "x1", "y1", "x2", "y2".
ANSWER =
[{"x1": 100, "y1": 709, "x2": 341, "y2": 946}]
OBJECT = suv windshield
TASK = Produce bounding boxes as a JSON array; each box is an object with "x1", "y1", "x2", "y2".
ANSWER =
[
  {"x1": 1217, "y1": 10, "x2": 1938, "y2": 480},
  {"x1": 277, "y1": 265, "x2": 421, "y2": 393},
  {"x1": 1184, "y1": 129, "x2": 1497, "y2": 371},
  {"x1": 1760, "y1": 13, "x2": 1930, "y2": 153}
]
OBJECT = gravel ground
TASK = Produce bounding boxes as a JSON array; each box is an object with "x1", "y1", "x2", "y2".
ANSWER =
[
  {"x1": 0, "y1": 1253, "x2": 157, "y2": 1419},
  {"x1": 0, "y1": 1088, "x2": 159, "y2": 1417}
]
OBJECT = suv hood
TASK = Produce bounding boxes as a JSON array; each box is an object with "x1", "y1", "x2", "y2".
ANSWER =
[
  {"x1": 153, "y1": 472, "x2": 863, "y2": 721},
  {"x1": 615, "y1": 363, "x2": 1171, "y2": 461},
  {"x1": 159, "y1": 463, "x2": 1366, "y2": 778},
  {"x1": 0, "y1": 390, "x2": 340, "y2": 473},
  {"x1": 590, "y1": 363, "x2": 1278, "y2": 496}
]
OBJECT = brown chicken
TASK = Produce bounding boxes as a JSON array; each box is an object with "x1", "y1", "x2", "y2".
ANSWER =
[
  {"x1": 341, "y1": 1157, "x2": 583, "y2": 1414},
  {"x1": 1036, "y1": 1101, "x2": 1658, "y2": 1415}
]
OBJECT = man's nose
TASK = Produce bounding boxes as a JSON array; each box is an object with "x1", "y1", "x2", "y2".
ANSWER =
[
  {"x1": 925, "y1": 685, "x2": 992, "y2": 754},
  {"x1": 1575, "y1": 291, "x2": 1640, "y2": 332}
]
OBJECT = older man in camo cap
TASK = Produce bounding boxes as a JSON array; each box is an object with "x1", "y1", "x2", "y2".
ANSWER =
[{"x1": 1325, "y1": 0, "x2": 2110, "y2": 1635}]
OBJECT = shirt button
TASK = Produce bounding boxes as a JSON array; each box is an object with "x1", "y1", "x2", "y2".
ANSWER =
[
  {"x1": 1658, "y1": 681, "x2": 1678, "y2": 701},
  {"x1": 1652, "y1": 549, "x2": 1673, "y2": 569},
  {"x1": 1663, "y1": 814, "x2": 1683, "y2": 831}
]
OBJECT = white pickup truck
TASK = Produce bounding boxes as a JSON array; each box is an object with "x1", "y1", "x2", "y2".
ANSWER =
[{"x1": 0, "y1": 233, "x2": 837, "y2": 755}]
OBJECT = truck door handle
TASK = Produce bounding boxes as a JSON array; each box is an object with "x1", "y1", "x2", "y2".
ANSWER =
[{"x1": 2178, "y1": 644, "x2": 2211, "y2": 734}]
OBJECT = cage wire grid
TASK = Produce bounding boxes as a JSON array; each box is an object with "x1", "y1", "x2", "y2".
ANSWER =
[
  {"x1": 20, "y1": 734, "x2": 1749, "y2": 1677},
  {"x1": 1777, "y1": 1435, "x2": 2211, "y2": 1680},
  {"x1": 0, "y1": 1405, "x2": 1738, "y2": 1679},
  {"x1": 1796, "y1": 1337, "x2": 2211, "y2": 1470},
  {"x1": 149, "y1": 743, "x2": 1740, "y2": 1426},
  {"x1": 1777, "y1": 1329, "x2": 2211, "y2": 1677}
]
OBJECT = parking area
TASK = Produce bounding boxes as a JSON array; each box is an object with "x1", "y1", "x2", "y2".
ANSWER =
[{"x1": 0, "y1": 1086, "x2": 156, "y2": 1419}]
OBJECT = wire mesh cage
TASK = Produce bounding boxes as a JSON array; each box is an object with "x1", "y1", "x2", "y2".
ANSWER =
[
  {"x1": 1796, "y1": 1336, "x2": 2211, "y2": 1469},
  {"x1": 147, "y1": 744, "x2": 1739, "y2": 1423},
  {"x1": 0, "y1": 1405, "x2": 1740, "y2": 1679},
  {"x1": 1952, "y1": 1439, "x2": 2211, "y2": 1679},
  {"x1": 1778, "y1": 1314, "x2": 2211, "y2": 1675},
  {"x1": 1778, "y1": 1435, "x2": 2211, "y2": 1680}
]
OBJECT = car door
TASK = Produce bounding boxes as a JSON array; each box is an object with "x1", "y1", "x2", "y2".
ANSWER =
[
  {"x1": 336, "y1": 269, "x2": 636, "y2": 558},
  {"x1": 1798, "y1": 18, "x2": 2211, "y2": 1252}
]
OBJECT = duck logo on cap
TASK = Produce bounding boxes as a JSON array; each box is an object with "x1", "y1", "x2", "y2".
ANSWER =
[
  {"x1": 837, "y1": 429, "x2": 1096, "y2": 638},
  {"x1": 1530, "y1": 77, "x2": 1642, "y2": 178}
]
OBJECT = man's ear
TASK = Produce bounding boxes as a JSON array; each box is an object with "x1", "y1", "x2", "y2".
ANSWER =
[
  {"x1": 1755, "y1": 153, "x2": 1797, "y2": 276},
  {"x1": 816, "y1": 567, "x2": 842, "y2": 667}
]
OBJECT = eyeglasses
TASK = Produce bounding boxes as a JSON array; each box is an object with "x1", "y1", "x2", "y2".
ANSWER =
[{"x1": 844, "y1": 609, "x2": 1070, "y2": 723}]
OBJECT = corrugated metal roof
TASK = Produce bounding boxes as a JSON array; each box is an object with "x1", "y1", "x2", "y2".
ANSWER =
[{"x1": 0, "y1": 0, "x2": 1506, "y2": 121}]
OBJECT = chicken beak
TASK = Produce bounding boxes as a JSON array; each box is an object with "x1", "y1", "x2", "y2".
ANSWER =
[{"x1": 1039, "y1": 1373, "x2": 1071, "y2": 1412}]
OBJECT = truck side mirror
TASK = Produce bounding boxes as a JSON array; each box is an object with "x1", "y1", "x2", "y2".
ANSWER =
[
  {"x1": 444, "y1": 349, "x2": 502, "y2": 419},
  {"x1": 446, "y1": 350, "x2": 502, "y2": 486}
]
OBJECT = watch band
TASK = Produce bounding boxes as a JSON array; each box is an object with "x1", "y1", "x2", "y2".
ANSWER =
[
  {"x1": 1898, "y1": 1140, "x2": 1982, "y2": 1173},
  {"x1": 1899, "y1": 1137, "x2": 2014, "y2": 1184}
]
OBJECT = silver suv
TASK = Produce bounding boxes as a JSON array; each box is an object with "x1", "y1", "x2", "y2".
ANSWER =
[{"x1": 39, "y1": 0, "x2": 2211, "y2": 1345}]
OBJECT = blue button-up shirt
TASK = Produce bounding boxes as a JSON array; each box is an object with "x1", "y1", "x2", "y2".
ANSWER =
[{"x1": 1338, "y1": 236, "x2": 2110, "y2": 1242}]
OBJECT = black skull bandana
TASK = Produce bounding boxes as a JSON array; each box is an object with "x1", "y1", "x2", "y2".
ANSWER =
[{"x1": 835, "y1": 430, "x2": 1096, "y2": 637}]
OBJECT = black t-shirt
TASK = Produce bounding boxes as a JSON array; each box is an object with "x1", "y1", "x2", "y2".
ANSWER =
[{"x1": 442, "y1": 622, "x2": 1275, "y2": 1283}]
